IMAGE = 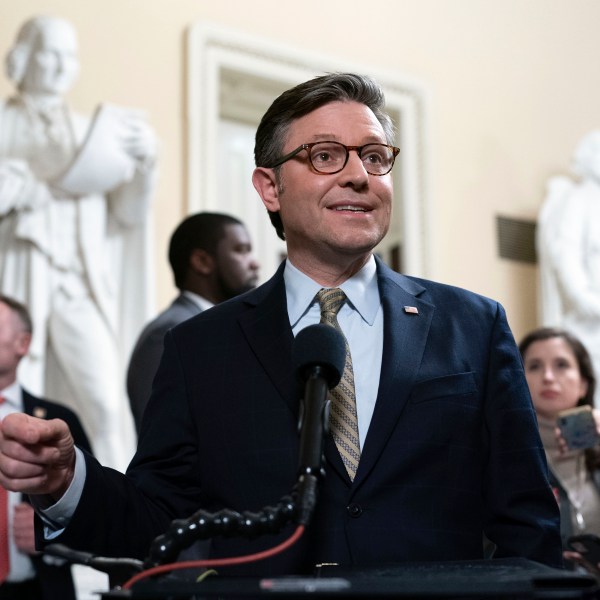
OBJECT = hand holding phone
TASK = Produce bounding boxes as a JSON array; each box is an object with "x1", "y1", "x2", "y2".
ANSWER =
[
  {"x1": 568, "y1": 534, "x2": 600, "y2": 573},
  {"x1": 557, "y1": 406, "x2": 600, "y2": 450}
]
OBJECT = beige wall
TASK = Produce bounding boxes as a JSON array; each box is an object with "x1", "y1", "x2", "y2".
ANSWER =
[{"x1": 2, "y1": 0, "x2": 599, "y2": 343}]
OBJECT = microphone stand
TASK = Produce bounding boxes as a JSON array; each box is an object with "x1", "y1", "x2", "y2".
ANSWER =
[
  {"x1": 44, "y1": 543, "x2": 144, "y2": 589},
  {"x1": 295, "y1": 366, "x2": 330, "y2": 526},
  {"x1": 44, "y1": 380, "x2": 328, "y2": 585},
  {"x1": 143, "y1": 371, "x2": 331, "y2": 568},
  {"x1": 143, "y1": 325, "x2": 341, "y2": 569}
]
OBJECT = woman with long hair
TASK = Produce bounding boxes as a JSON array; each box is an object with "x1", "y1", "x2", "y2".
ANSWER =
[{"x1": 519, "y1": 327, "x2": 600, "y2": 570}]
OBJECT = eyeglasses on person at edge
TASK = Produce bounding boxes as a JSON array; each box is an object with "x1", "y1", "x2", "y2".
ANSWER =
[{"x1": 269, "y1": 141, "x2": 400, "y2": 176}]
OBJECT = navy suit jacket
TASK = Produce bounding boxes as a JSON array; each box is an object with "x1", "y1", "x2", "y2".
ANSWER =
[
  {"x1": 51, "y1": 258, "x2": 562, "y2": 575},
  {"x1": 22, "y1": 390, "x2": 92, "y2": 599}
]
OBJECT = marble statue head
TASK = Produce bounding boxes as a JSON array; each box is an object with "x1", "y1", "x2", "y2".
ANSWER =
[
  {"x1": 5, "y1": 15, "x2": 80, "y2": 95},
  {"x1": 572, "y1": 129, "x2": 600, "y2": 182}
]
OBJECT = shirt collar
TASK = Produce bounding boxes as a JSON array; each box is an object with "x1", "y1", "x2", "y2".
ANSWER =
[
  {"x1": 284, "y1": 256, "x2": 380, "y2": 328},
  {"x1": 0, "y1": 380, "x2": 22, "y2": 409},
  {"x1": 182, "y1": 290, "x2": 214, "y2": 312}
]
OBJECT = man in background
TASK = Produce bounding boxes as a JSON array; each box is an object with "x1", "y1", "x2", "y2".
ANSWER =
[
  {"x1": 127, "y1": 212, "x2": 259, "y2": 431},
  {"x1": 0, "y1": 295, "x2": 91, "y2": 599}
]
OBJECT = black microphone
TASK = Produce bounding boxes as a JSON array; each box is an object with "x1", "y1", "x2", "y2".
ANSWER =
[{"x1": 292, "y1": 323, "x2": 345, "y2": 524}]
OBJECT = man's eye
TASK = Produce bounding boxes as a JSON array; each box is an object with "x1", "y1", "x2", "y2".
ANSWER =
[
  {"x1": 315, "y1": 152, "x2": 333, "y2": 162},
  {"x1": 364, "y1": 152, "x2": 384, "y2": 164}
]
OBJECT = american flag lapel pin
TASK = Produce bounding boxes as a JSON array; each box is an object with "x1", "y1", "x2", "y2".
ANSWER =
[
  {"x1": 33, "y1": 407, "x2": 47, "y2": 419},
  {"x1": 404, "y1": 306, "x2": 419, "y2": 315}
]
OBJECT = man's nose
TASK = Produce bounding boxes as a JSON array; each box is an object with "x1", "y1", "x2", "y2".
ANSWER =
[{"x1": 339, "y1": 151, "x2": 369, "y2": 183}]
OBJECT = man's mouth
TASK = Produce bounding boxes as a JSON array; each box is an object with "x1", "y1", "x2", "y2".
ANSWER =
[{"x1": 332, "y1": 205, "x2": 369, "y2": 212}]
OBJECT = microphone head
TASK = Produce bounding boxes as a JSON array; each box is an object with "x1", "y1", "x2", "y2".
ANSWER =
[{"x1": 292, "y1": 323, "x2": 346, "y2": 389}]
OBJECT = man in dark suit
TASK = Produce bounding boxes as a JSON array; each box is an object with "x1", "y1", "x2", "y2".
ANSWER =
[
  {"x1": 0, "y1": 295, "x2": 92, "y2": 599},
  {"x1": 126, "y1": 212, "x2": 259, "y2": 432},
  {"x1": 0, "y1": 73, "x2": 562, "y2": 577}
]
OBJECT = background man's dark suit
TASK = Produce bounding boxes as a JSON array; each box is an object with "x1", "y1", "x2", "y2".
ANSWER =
[
  {"x1": 22, "y1": 390, "x2": 92, "y2": 600},
  {"x1": 126, "y1": 294, "x2": 201, "y2": 431},
  {"x1": 48, "y1": 258, "x2": 561, "y2": 573}
]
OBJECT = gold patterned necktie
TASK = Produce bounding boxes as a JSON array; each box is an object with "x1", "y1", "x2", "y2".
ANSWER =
[{"x1": 316, "y1": 288, "x2": 361, "y2": 480}]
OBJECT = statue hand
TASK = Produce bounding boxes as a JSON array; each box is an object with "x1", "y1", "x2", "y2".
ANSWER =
[
  {"x1": 0, "y1": 413, "x2": 76, "y2": 502},
  {"x1": 119, "y1": 112, "x2": 157, "y2": 165}
]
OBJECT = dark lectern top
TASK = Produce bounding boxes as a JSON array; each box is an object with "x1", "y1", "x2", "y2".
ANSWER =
[{"x1": 100, "y1": 558, "x2": 599, "y2": 599}]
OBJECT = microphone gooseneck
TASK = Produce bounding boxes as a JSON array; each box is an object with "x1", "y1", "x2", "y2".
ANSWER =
[
  {"x1": 145, "y1": 324, "x2": 345, "y2": 568},
  {"x1": 145, "y1": 496, "x2": 298, "y2": 568}
]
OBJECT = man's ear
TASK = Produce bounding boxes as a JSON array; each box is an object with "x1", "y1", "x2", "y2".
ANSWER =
[
  {"x1": 252, "y1": 167, "x2": 281, "y2": 213},
  {"x1": 189, "y1": 248, "x2": 214, "y2": 276},
  {"x1": 16, "y1": 331, "x2": 32, "y2": 359}
]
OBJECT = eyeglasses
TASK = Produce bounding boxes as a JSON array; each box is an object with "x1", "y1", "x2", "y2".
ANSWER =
[{"x1": 269, "y1": 141, "x2": 400, "y2": 176}]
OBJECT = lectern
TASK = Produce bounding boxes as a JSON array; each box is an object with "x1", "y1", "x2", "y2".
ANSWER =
[{"x1": 99, "y1": 558, "x2": 599, "y2": 599}]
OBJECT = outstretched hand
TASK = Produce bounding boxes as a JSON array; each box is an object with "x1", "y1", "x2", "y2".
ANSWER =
[{"x1": 0, "y1": 413, "x2": 76, "y2": 501}]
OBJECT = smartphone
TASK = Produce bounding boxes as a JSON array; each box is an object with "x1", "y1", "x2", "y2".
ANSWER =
[
  {"x1": 557, "y1": 406, "x2": 600, "y2": 450},
  {"x1": 568, "y1": 534, "x2": 600, "y2": 569}
]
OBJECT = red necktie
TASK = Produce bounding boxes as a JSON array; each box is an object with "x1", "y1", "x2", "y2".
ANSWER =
[{"x1": 0, "y1": 396, "x2": 9, "y2": 583}]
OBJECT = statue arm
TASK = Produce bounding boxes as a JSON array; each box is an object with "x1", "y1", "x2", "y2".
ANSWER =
[
  {"x1": 0, "y1": 159, "x2": 52, "y2": 217},
  {"x1": 549, "y1": 187, "x2": 600, "y2": 319},
  {"x1": 107, "y1": 157, "x2": 156, "y2": 227},
  {"x1": 106, "y1": 112, "x2": 158, "y2": 227}
]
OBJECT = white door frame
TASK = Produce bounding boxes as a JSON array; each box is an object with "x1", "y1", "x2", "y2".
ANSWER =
[{"x1": 187, "y1": 22, "x2": 431, "y2": 277}]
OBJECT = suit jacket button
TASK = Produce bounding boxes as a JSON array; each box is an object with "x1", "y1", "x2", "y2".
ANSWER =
[{"x1": 347, "y1": 503, "x2": 362, "y2": 518}]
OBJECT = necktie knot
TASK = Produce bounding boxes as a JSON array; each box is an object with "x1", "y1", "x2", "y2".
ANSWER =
[{"x1": 316, "y1": 288, "x2": 346, "y2": 320}]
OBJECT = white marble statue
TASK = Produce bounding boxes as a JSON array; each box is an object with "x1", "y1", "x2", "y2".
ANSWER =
[
  {"x1": 0, "y1": 16, "x2": 157, "y2": 469},
  {"x1": 537, "y1": 130, "x2": 600, "y2": 406}
]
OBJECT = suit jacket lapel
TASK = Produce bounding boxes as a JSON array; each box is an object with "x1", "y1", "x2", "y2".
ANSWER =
[
  {"x1": 237, "y1": 263, "x2": 297, "y2": 415},
  {"x1": 22, "y1": 389, "x2": 33, "y2": 416},
  {"x1": 353, "y1": 263, "x2": 434, "y2": 485}
]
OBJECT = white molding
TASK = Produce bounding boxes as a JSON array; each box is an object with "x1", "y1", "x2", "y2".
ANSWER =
[{"x1": 187, "y1": 22, "x2": 431, "y2": 277}]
